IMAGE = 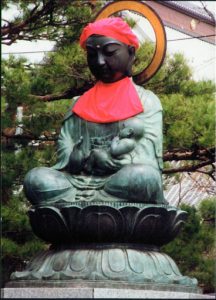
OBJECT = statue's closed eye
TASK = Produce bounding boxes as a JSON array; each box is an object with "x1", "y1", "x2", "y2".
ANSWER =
[{"x1": 103, "y1": 50, "x2": 117, "y2": 57}]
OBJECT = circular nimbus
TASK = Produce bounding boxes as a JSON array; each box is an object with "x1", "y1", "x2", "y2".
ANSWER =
[{"x1": 94, "y1": 0, "x2": 167, "y2": 84}]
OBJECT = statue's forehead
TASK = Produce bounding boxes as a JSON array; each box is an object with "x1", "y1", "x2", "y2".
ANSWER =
[{"x1": 86, "y1": 35, "x2": 123, "y2": 48}]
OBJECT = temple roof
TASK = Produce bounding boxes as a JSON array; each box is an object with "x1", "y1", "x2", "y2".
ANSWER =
[
  {"x1": 158, "y1": 1, "x2": 215, "y2": 25},
  {"x1": 163, "y1": 167, "x2": 215, "y2": 208}
]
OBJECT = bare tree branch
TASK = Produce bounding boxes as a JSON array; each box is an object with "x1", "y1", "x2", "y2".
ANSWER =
[
  {"x1": 2, "y1": 129, "x2": 57, "y2": 141},
  {"x1": 163, "y1": 147, "x2": 215, "y2": 161},
  {"x1": 2, "y1": 1, "x2": 53, "y2": 35},
  {"x1": 1, "y1": 1, "x2": 57, "y2": 43},
  {"x1": 2, "y1": 18, "x2": 11, "y2": 25},
  {"x1": 30, "y1": 82, "x2": 94, "y2": 102},
  {"x1": 197, "y1": 165, "x2": 216, "y2": 181},
  {"x1": 1, "y1": 1, "x2": 93, "y2": 44},
  {"x1": 163, "y1": 160, "x2": 215, "y2": 178}
]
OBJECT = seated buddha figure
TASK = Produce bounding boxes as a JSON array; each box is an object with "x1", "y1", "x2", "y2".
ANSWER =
[{"x1": 24, "y1": 17, "x2": 166, "y2": 205}]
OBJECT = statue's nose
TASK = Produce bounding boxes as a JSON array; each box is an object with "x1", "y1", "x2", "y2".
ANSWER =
[{"x1": 97, "y1": 52, "x2": 106, "y2": 66}]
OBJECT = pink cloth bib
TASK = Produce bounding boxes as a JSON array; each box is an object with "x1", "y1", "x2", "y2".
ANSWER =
[{"x1": 72, "y1": 77, "x2": 143, "y2": 123}]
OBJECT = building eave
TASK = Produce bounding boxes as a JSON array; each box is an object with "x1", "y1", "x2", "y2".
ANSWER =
[{"x1": 157, "y1": 0, "x2": 216, "y2": 26}]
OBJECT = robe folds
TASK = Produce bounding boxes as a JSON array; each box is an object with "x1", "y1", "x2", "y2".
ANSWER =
[
  {"x1": 50, "y1": 83, "x2": 164, "y2": 202},
  {"x1": 24, "y1": 82, "x2": 165, "y2": 205}
]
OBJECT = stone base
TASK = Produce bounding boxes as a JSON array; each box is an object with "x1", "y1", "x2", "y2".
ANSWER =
[{"x1": 2, "y1": 287, "x2": 213, "y2": 299}]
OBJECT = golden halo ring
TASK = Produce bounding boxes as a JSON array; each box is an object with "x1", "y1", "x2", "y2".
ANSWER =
[{"x1": 94, "y1": 0, "x2": 167, "y2": 84}]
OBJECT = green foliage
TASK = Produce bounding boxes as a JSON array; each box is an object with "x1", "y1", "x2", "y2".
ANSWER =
[
  {"x1": 2, "y1": 146, "x2": 57, "y2": 201},
  {"x1": 133, "y1": 42, "x2": 156, "y2": 73},
  {"x1": 162, "y1": 200, "x2": 215, "y2": 293},
  {"x1": 162, "y1": 53, "x2": 192, "y2": 94},
  {"x1": 2, "y1": 194, "x2": 46, "y2": 286},
  {"x1": 124, "y1": 17, "x2": 137, "y2": 28},
  {"x1": 161, "y1": 93, "x2": 215, "y2": 149},
  {"x1": 144, "y1": 52, "x2": 192, "y2": 94},
  {"x1": 33, "y1": 43, "x2": 93, "y2": 94},
  {"x1": 181, "y1": 79, "x2": 216, "y2": 97},
  {"x1": 2, "y1": 56, "x2": 31, "y2": 119},
  {"x1": 198, "y1": 197, "x2": 216, "y2": 221}
]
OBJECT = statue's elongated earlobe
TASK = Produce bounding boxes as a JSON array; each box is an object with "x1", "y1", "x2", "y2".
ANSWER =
[{"x1": 125, "y1": 46, "x2": 135, "y2": 77}]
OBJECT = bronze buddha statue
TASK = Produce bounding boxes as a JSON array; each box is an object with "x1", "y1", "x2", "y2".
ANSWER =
[{"x1": 24, "y1": 21, "x2": 166, "y2": 206}]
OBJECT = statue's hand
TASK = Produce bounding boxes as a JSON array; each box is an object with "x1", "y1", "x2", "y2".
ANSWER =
[
  {"x1": 97, "y1": 155, "x2": 120, "y2": 172},
  {"x1": 68, "y1": 136, "x2": 88, "y2": 174},
  {"x1": 111, "y1": 153, "x2": 132, "y2": 168},
  {"x1": 111, "y1": 135, "x2": 136, "y2": 158},
  {"x1": 91, "y1": 150, "x2": 132, "y2": 174},
  {"x1": 112, "y1": 136, "x2": 120, "y2": 143},
  {"x1": 83, "y1": 149, "x2": 118, "y2": 175},
  {"x1": 74, "y1": 136, "x2": 83, "y2": 149}
]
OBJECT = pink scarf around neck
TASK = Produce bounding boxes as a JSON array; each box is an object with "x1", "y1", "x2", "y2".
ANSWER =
[{"x1": 72, "y1": 77, "x2": 143, "y2": 123}]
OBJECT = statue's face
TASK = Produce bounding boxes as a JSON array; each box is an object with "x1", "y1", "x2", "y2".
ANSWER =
[{"x1": 86, "y1": 35, "x2": 135, "y2": 83}]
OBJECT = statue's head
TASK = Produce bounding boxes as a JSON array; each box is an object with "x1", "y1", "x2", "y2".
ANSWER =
[{"x1": 79, "y1": 17, "x2": 139, "y2": 83}]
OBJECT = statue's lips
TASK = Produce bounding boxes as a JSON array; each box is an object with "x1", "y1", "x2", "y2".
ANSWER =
[{"x1": 97, "y1": 67, "x2": 111, "y2": 76}]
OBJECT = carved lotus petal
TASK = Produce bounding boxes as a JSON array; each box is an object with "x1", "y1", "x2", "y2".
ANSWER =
[
  {"x1": 29, "y1": 206, "x2": 70, "y2": 243},
  {"x1": 29, "y1": 203, "x2": 187, "y2": 246},
  {"x1": 10, "y1": 246, "x2": 198, "y2": 289}
]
